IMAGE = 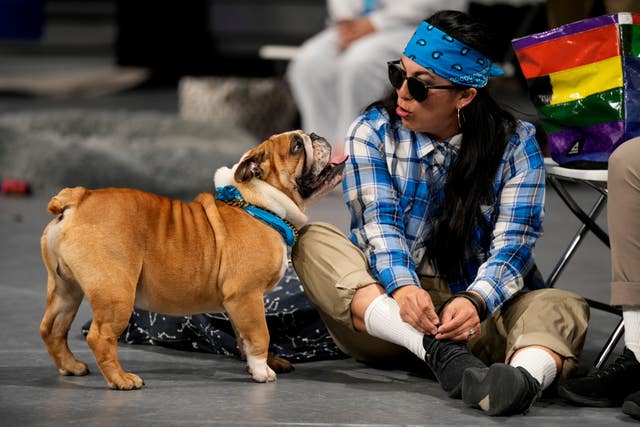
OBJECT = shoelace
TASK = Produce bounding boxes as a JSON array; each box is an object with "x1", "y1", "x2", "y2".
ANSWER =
[{"x1": 594, "y1": 354, "x2": 635, "y2": 380}]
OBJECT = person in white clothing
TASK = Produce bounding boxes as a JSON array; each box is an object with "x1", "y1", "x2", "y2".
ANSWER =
[{"x1": 286, "y1": 0, "x2": 469, "y2": 154}]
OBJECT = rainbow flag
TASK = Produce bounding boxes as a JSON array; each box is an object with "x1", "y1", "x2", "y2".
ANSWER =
[{"x1": 513, "y1": 12, "x2": 640, "y2": 168}]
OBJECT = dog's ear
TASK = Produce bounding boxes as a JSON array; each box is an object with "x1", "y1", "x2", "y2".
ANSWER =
[{"x1": 234, "y1": 151, "x2": 266, "y2": 182}]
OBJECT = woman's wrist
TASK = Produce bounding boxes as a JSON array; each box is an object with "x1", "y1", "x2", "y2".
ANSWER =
[
  {"x1": 438, "y1": 290, "x2": 488, "y2": 321},
  {"x1": 455, "y1": 291, "x2": 488, "y2": 322}
]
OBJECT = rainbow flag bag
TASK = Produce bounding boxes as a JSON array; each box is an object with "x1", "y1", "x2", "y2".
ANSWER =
[{"x1": 512, "y1": 12, "x2": 640, "y2": 168}]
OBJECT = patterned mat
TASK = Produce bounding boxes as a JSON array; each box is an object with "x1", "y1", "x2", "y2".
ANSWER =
[{"x1": 82, "y1": 265, "x2": 346, "y2": 363}]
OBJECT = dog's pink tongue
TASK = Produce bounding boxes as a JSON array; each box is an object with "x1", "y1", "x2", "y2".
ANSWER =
[{"x1": 330, "y1": 154, "x2": 349, "y2": 165}]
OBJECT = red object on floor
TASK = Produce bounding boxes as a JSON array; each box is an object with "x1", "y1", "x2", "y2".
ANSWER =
[{"x1": 1, "y1": 179, "x2": 31, "y2": 195}]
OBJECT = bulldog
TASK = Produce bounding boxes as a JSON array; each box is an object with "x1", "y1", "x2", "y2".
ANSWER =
[{"x1": 39, "y1": 130, "x2": 347, "y2": 390}]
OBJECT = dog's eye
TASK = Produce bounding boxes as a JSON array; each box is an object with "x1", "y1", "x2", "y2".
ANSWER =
[{"x1": 291, "y1": 135, "x2": 304, "y2": 154}]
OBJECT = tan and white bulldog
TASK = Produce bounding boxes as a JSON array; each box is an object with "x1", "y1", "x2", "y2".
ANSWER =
[{"x1": 39, "y1": 130, "x2": 347, "y2": 390}]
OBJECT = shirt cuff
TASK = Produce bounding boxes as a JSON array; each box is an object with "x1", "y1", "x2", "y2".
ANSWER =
[
  {"x1": 467, "y1": 279, "x2": 502, "y2": 314},
  {"x1": 379, "y1": 266, "x2": 419, "y2": 295}
]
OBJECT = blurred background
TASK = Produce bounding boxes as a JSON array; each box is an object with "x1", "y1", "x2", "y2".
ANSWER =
[
  {"x1": 0, "y1": 0, "x2": 551, "y2": 197},
  {"x1": 0, "y1": 0, "x2": 549, "y2": 82}
]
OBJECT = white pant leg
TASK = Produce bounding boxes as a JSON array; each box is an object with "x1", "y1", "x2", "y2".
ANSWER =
[
  {"x1": 287, "y1": 26, "x2": 415, "y2": 151},
  {"x1": 335, "y1": 27, "x2": 416, "y2": 149},
  {"x1": 287, "y1": 28, "x2": 341, "y2": 145}
]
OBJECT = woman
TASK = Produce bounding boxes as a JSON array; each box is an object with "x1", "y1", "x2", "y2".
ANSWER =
[{"x1": 292, "y1": 10, "x2": 590, "y2": 417}]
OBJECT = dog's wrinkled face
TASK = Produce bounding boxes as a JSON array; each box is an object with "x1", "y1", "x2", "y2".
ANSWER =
[{"x1": 233, "y1": 130, "x2": 348, "y2": 205}]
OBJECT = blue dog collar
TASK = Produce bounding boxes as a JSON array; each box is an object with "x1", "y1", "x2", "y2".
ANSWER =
[
  {"x1": 215, "y1": 185, "x2": 298, "y2": 246},
  {"x1": 403, "y1": 21, "x2": 503, "y2": 88}
]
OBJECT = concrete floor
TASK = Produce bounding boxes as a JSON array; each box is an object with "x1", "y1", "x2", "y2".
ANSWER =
[{"x1": 0, "y1": 49, "x2": 635, "y2": 425}]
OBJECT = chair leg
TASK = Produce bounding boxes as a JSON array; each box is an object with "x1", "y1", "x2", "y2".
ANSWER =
[
  {"x1": 545, "y1": 177, "x2": 608, "y2": 288},
  {"x1": 548, "y1": 176, "x2": 609, "y2": 247},
  {"x1": 593, "y1": 319, "x2": 625, "y2": 369},
  {"x1": 545, "y1": 219, "x2": 598, "y2": 288}
]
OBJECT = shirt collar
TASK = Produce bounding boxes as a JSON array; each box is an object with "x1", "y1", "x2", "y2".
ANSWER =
[{"x1": 416, "y1": 132, "x2": 462, "y2": 159}]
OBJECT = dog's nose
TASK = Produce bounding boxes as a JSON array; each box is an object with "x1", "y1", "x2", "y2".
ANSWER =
[{"x1": 309, "y1": 132, "x2": 320, "y2": 141}]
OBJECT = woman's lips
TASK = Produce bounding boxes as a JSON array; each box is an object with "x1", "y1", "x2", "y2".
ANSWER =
[{"x1": 396, "y1": 105, "x2": 410, "y2": 118}]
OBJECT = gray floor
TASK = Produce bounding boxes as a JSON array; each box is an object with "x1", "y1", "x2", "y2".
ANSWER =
[
  {"x1": 0, "y1": 175, "x2": 632, "y2": 426},
  {"x1": 0, "y1": 55, "x2": 635, "y2": 426}
]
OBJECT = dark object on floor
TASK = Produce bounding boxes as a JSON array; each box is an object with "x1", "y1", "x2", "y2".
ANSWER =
[
  {"x1": 462, "y1": 363, "x2": 542, "y2": 416},
  {"x1": 83, "y1": 265, "x2": 347, "y2": 363},
  {"x1": 558, "y1": 347, "x2": 640, "y2": 407},
  {"x1": 623, "y1": 390, "x2": 640, "y2": 420}
]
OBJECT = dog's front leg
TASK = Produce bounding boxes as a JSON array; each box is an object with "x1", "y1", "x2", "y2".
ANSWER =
[{"x1": 224, "y1": 293, "x2": 276, "y2": 382}]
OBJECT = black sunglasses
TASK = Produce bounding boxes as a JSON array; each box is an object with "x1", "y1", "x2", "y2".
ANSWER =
[{"x1": 387, "y1": 60, "x2": 458, "y2": 102}]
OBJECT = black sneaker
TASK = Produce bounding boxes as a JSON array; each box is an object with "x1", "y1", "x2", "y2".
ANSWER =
[
  {"x1": 623, "y1": 390, "x2": 640, "y2": 420},
  {"x1": 462, "y1": 363, "x2": 542, "y2": 416},
  {"x1": 422, "y1": 335, "x2": 486, "y2": 398},
  {"x1": 558, "y1": 348, "x2": 640, "y2": 407}
]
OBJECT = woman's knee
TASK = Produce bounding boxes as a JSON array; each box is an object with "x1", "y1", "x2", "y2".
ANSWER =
[
  {"x1": 294, "y1": 222, "x2": 346, "y2": 256},
  {"x1": 524, "y1": 289, "x2": 590, "y2": 334},
  {"x1": 532, "y1": 288, "x2": 589, "y2": 313},
  {"x1": 292, "y1": 222, "x2": 378, "y2": 322}
]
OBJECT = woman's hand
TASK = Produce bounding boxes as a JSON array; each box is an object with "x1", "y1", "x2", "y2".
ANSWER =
[
  {"x1": 436, "y1": 297, "x2": 481, "y2": 342},
  {"x1": 391, "y1": 285, "x2": 439, "y2": 335}
]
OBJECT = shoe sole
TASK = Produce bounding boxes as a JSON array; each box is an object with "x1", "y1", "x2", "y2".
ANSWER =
[
  {"x1": 623, "y1": 400, "x2": 640, "y2": 420},
  {"x1": 462, "y1": 364, "x2": 526, "y2": 416},
  {"x1": 557, "y1": 384, "x2": 620, "y2": 408}
]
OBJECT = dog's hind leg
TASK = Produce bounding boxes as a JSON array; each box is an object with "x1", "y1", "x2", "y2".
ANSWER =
[
  {"x1": 225, "y1": 293, "x2": 277, "y2": 382},
  {"x1": 228, "y1": 318, "x2": 292, "y2": 373},
  {"x1": 39, "y1": 265, "x2": 89, "y2": 376},
  {"x1": 84, "y1": 275, "x2": 143, "y2": 390}
]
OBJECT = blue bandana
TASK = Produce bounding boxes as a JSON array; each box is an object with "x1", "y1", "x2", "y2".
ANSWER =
[
  {"x1": 403, "y1": 21, "x2": 503, "y2": 88},
  {"x1": 215, "y1": 185, "x2": 298, "y2": 246}
]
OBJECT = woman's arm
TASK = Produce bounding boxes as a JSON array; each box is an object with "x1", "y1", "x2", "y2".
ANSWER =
[
  {"x1": 344, "y1": 112, "x2": 440, "y2": 333},
  {"x1": 344, "y1": 115, "x2": 419, "y2": 295},
  {"x1": 467, "y1": 122, "x2": 546, "y2": 314}
]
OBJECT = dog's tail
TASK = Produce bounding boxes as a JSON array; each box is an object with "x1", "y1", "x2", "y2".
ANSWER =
[{"x1": 47, "y1": 187, "x2": 88, "y2": 216}]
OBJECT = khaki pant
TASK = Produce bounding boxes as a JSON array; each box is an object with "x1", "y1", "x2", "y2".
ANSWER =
[
  {"x1": 609, "y1": 137, "x2": 640, "y2": 306},
  {"x1": 292, "y1": 222, "x2": 590, "y2": 378}
]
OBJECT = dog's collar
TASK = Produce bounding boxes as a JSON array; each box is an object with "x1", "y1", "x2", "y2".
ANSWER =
[{"x1": 214, "y1": 185, "x2": 298, "y2": 246}]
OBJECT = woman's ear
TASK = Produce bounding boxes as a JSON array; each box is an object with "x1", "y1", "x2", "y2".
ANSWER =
[{"x1": 457, "y1": 87, "x2": 478, "y2": 110}]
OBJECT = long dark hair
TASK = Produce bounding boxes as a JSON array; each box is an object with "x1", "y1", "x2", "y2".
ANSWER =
[{"x1": 374, "y1": 10, "x2": 517, "y2": 283}]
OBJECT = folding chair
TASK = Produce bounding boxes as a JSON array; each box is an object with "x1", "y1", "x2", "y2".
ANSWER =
[{"x1": 544, "y1": 158, "x2": 623, "y2": 368}]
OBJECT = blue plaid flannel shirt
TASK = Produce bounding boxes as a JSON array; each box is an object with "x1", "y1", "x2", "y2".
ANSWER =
[{"x1": 343, "y1": 106, "x2": 546, "y2": 314}]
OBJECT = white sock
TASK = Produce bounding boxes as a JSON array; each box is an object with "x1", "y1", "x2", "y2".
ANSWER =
[
  {"x1": 623, "y1": 307, "x2": 640, "y2": 362},
  {"x1": 509, "y1": 347, "x2": 557, "y2": 390},
  {"x1": 363, "y1": 294, "x2": 426, "y2": 360}
]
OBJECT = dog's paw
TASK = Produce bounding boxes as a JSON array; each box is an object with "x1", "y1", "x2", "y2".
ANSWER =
[
  {"x1": 58, "y1": 360, "x2": 90, "y2": 376},
  {"x1": 247, "y1": 356, "x2": 277, "y2": 383},
  {"x1": 106, "y1": 372, "x2": 145, "y2": 390},
  {"x1": 267, "y1": 354, "x2": 294, "y2": 373},
  {"x1": 251, "y1": 366, "x2": 277, "y2": 383}
]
